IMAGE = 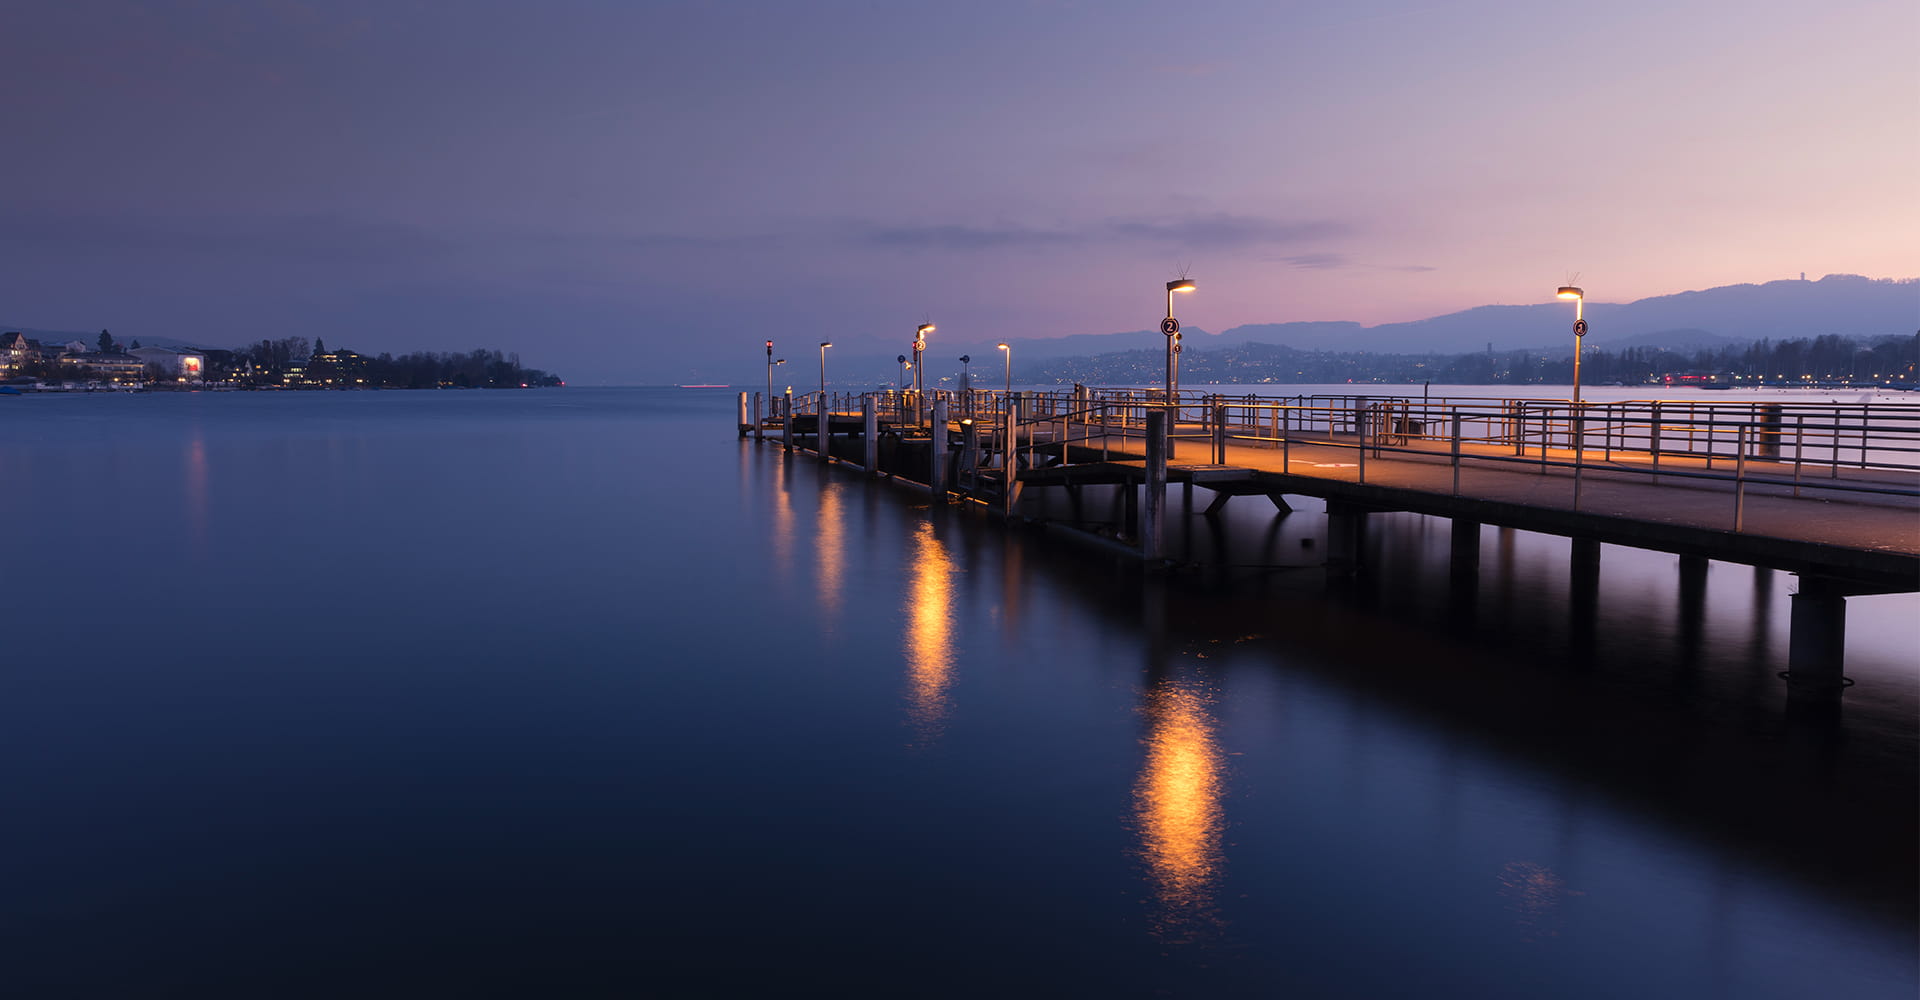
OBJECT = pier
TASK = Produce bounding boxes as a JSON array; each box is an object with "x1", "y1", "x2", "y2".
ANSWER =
[{"x1": 740, "y1": 388, "x2": 1920, "y2": 697}]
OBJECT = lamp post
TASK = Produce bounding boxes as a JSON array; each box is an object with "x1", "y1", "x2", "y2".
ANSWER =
[
  {"x1": 818, "y1": 341, "x2": 832, "y2": 397},
  {"x1": 1164, "y1": 278, "x2": 1196, "y2": 406},
  {"x1": 913, "y1": 323, "x2": 934, "y2": 425},
  {"x1": 997, "y1": 342, "x2": 1011, "y2": 396},
  {"x1": 765, "y1": 340, "x2": 775, "y2": 413},
  {"x1": 1557, "y1": 285, "x2": 1586, "y2": 405}
]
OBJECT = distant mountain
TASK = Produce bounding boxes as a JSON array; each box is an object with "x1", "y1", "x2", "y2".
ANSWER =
[{"x1": 1214, "y1": 274, "x2": 1916, "y2": 355}]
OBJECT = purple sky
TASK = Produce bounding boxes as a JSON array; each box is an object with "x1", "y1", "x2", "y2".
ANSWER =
[{"x1": 4, "y1": 0, "x2": 1914, "y2": 383}]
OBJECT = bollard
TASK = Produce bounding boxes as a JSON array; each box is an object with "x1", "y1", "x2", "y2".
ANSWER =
[{"x1": 781, "y1": 389, "x2": 794, "y2": 452}]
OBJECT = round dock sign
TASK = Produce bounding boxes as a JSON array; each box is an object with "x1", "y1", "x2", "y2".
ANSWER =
[{"x1": 1161, "y1": 317, "x2": 1180, "y2": 336}]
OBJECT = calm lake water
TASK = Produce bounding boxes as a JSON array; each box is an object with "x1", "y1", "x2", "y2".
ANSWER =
[{"x1": 1, "y1": 386, "x2": 1913, "y2": 998}]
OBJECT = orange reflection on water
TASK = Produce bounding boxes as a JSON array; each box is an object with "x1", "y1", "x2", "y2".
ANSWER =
[
  {"x1": 1135, "y1": 673, "x2": 1225, "y2": 938},
  {"x1": 770, "y1": 467, "x2": 795, "y2": 573},
  {"x1": 816, "y1": 484, "x2": 845, "y2": 618},
  {"x1": 185, "y1": 433, "x2": 209, "y2": 548},
  {"x1": 903, "y1": 522, "x2": 956, "y2": 742}
]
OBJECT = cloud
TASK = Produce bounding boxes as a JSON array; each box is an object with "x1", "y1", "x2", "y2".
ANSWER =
[{"x1": 858, "y1": 213, "x2": 1348, "y2": 253}]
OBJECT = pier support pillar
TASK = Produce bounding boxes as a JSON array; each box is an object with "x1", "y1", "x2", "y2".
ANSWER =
[
  {"x1": 1450, "y1": 520, "x2": 1481, "y2": 581},
  {"x1": 1143, "y1": 410, "x2": 1168, "y2": 560},
  {"x1": 1786, "y1": 576, "x2": 1849, "y2": 697},
  {"x1": 929, "y1": 398, "x2": 948, "y2": 499},
  {"x1": 1325, "y1": 501, "x2": 1365, "y2": 578},
  {"x1": 1570, "y1": 538, "x2": 1601, "y2": 660},
  {"x1": 738, "y1": 392, "x2": 751, "y2": 438},
  {"x1": 863, "y1": 397, "x2": 878, "y2": 474}
]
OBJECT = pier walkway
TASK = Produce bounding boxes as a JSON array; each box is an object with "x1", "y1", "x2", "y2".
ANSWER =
[{"x1": 741, "y1": 387, "x2": 1920, "y2": 690}]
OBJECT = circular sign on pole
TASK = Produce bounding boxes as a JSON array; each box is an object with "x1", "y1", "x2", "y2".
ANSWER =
[
  {"x1": 1161, "y1": 317, "x2": 1180, "y2": 336},
  {"x1": 1574, "y1": 319, "x2": 1589, "y2": 337}
]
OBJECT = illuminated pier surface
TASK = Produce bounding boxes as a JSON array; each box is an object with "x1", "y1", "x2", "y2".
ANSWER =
[{"x1": 745, "y1": 388, "x2": 1919, "y2": 694}]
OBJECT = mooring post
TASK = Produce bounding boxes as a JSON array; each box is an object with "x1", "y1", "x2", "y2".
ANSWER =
[
  {"x1": 738, "y1": 392, "x2": 751, "y2": 438},
  {"x1": 818, "y1": 391, "x2": 832, "y2": 463},
  {"x1": 1144, "y1": 409, "x2": 1168, "y2": 560},
  {"x1": 1002, "y1": 394, "x2": 1022, "y2": 520},
  {"x1": 1786, "y1": 575, "x2": 1849, "y2": 698},
  {"x1": 961, "y1": 418, "x2": 981, "y2": 494},
  {"x1": 1212, "y1": 403, "x2": 1226, "y2": 464},
  {"x1": 781, "y1": 389, "x2": 794, "y2": 452},
  {"x1": 753, "y1": 391, "x2": 765, "y2": 441},
  {"x1": 863, "y1": 395, "x2": 878, "y2": 474},
  {"x1": 929, "y1": 397, "x2": 948, "y2": 499}
]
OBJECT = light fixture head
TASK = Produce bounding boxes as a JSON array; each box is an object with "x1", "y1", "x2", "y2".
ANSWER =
[
  {"x1": 1167, "y1": 279, "x2": 1197, "y2": 293},
  {"x1": 820, "y1": 341, "x2": 832, "y2": 348},
  {"x1": 996, "y1": 343, "x2": 1009, "y2": 350},
  {"x1": 917, "y1": 323, "x2": 936, "y2": 336},
  {"x1": 1556, "y1": 286, "x2": 1584, "y2": 300}
]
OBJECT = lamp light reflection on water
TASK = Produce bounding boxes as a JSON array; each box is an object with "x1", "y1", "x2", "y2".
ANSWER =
[
  {"x1": 1135, "y1": 672, "x2": 1226, "y2": 940},
  {"x1": 904, "y1": 522, "x2": 956, "y2": 743},
  {"x1": 816, "y1": 483, "x2": 845, "y2": 620}
]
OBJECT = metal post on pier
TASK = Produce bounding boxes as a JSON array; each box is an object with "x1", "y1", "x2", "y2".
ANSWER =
[
  {"x1": 1212, "y1": 403, "x2": 1226, "y2": 465},
  {"x1": 753, "y1": 392, "x2": 764, "y2": 441},
  {"x1": 738, "y1": 392, "x2": 751, "y2": 438},
  {"x1": 929, "y1": 398, "x2": 948, "y2": 498},
  {"x1": 1144, "y1": 409, "x2": 1167, "y2": 561},
  {"x1": 1451, "y1": 412, "x2": 1463, "y2": 495}
]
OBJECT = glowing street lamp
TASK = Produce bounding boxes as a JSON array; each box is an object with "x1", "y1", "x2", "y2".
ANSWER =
[
  {"x1": 913, "y1": 323, "x2": 934, "y2": 425},
  {"x1": 997, "y1": 342, "x2": 1011, "y2": 396},
  {"x1": 1557, "y1": 285, "x2": 1586, "y2": 405},
  {"x1": 1164, "y1": 279, "x2": 1196, "y2": 404},
  {"x1": 818, "y1": 341, "x2": 832, "y2": 397}
]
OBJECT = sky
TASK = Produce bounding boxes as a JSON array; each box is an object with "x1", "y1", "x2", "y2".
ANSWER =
[{"x1": 2, "y1": 0, "x2": 1914, "y2": 384}]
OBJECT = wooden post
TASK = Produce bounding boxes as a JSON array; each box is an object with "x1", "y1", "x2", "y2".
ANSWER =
[
  {"x1": 754, "y1": 391, "x2": 765, "y2": 441},
  {"x1": 1144, "y1": 409, "x2": 1167, "y2": 560}
]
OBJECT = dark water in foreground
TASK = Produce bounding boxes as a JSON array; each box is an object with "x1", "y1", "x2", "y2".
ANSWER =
[{"x1": 1, "y1": 388, "x2": 1913, "y2": 998}]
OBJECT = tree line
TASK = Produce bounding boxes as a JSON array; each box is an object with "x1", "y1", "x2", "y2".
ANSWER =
[{"x1": 1032, "y1": 333, "x2": 1918, "y2": 386}]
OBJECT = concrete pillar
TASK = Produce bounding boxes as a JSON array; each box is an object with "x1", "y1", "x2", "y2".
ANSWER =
[
  {"x1": 1143, "y1": 409, "x2": 1168, "y2": 560},
  {"x1": 1570, "y1": 538, "x2": 1600, "y2": 659},
  {"x1": 1678, "y1": 554, "x2": 1708, "y2": 665},
  {"x1": 1786, "y1": 576, "x2": 1848, "y2": 696}
]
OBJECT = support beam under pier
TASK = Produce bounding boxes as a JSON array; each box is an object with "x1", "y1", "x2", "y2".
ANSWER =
[{"x1": 1786, "y1": 576, "x2": 1851, "y2": 697}]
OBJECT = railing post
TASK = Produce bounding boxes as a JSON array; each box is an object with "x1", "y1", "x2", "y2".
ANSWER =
[
  {"x1": 1735, "y1": 425, "x2": 1748, "y2": 532},
  {"x1": 1573, "y1": 410, "x2": 1584, "y2": 511},
  {"x1": 1144, "y1": 409, "x2": 1167, "y2": 560},
  {"x1": 1357, "y1": 403, "x2": 1367, "y2": 484},
  {"x1": 1792, "y1": 415, "x2": 1803, "y2": 497},
  {"x1": 1650, "y1": 402, "x2": 1662, "y2": 480},
  {"x1": 1212, "y1": 403, "x2": 1226, "y2": 464},
  {"x1": 1451, "y1": 411, "x2": 1463, "y2": 496}
]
